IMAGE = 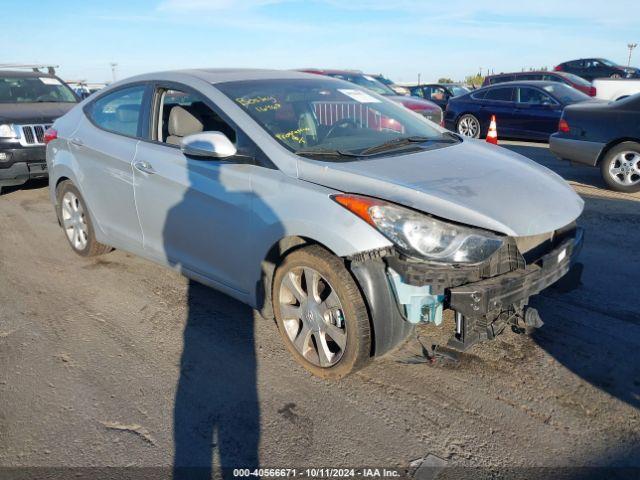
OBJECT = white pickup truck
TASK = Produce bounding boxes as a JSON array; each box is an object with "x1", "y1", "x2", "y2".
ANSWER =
[{"x1": 593, "y1": 78, "x2": 640, "y2": 101}]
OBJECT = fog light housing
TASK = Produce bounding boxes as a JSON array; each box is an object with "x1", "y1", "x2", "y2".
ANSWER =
[{"x1": 0, "y1": 151, "x2": 10, "y2": 162}]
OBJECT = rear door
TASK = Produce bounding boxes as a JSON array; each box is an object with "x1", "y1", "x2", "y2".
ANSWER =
[
  {"x1": 479, "y1": 86, "x2": 517, "y2": 135},
  {"x1": 513, "y1": 86, "x2": 561, "y2": 140},
  {"x1": 71, "y1": 84, "x2": 147, "y2": 248}
]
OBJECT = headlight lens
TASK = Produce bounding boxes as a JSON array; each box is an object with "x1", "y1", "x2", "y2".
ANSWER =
[
  {"x1": 0, "y1": 124, "x2": 16, "y2": 138},
  {"x1": 334, "y1": 194, "x2": 504, "y2": 263}
]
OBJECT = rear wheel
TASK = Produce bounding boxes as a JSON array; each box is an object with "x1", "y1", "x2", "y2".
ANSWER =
[
  {"x1": 272, "y1": 245, "x2": 371, "y2": 378},
  {"x1": 56, "y1": 180, "x2": 112, "y2": 256},
  {"x1": 600, "y1": 142, "x2": 640, "y2": 193},
  {"x1": 457, "y1": 114, "x2": 481, "y2": 138}
]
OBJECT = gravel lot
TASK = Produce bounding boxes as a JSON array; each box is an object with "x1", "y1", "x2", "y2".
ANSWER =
[{"x1": 1, "y1": 142, "x2": 639, "y2": 477}]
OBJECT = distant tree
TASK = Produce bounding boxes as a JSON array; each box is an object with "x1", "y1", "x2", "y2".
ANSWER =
[
  {"x1": 438, "y1": 77, "x2": 454, "y2": 83},
  {"x1": 464, "y1": 73, "x2": 485, "y2": 88}
]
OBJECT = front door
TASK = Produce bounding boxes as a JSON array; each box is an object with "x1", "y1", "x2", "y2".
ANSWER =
[
  {"x1": 513, "y1": 86, "x2": 561, "y2": 140},
  {"x1": 132, "y1": 86, "x2": 255, "y2": 294}
]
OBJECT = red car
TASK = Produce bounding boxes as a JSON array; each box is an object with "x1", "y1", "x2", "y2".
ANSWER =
[
  {"x1": 299, "y1": 69, "x2": 443, "y2": 125},
  {"x1": 482, "y1": 71, "x2": 596, "y2": 97}
]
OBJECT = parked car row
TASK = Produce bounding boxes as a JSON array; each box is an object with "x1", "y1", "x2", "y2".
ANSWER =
[{"x1": 299, "y1": 69, "x2": 443, "y2": 124}]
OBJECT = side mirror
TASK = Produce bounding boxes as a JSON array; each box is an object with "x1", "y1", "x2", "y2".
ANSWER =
[{"x1": 180, "y1": 131, "x2": 237, "y2": 159}]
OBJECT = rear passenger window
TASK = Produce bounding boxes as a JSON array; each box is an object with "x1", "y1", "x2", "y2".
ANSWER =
[
  {"x1": 484, "y1": 88, "x2": 513, "y2": 101},
  {"x1": 88, "y1": 86, "x2": 145, "y2": 137}
]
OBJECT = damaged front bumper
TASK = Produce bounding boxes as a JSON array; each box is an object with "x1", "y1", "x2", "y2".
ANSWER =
[{"x1": 349, "y1": 227, "x2": 584, "y2": 356}]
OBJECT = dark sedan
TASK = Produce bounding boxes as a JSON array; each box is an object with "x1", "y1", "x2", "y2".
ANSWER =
[
  {"x1": 555, "y1": 58, "x2": 639, "y2": 81},
  {"x1": 444, "y1": 81, "x2": 591, "y2": 141},
  {"x1": 550, "y1": 93, "x2": 640, "y2": 192}
]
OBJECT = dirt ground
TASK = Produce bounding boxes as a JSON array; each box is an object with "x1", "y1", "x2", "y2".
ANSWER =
[{"x1": 1, "y1": 143, "x2": 639, "y2": 478}]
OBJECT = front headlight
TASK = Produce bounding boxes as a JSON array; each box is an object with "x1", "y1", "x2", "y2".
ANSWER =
[
  {"x1": 333, "y1": 194, "x2": 504, "y2": 264},
  {"x1": 0, "y1": 124, "x2": 17, "y2": 138}
]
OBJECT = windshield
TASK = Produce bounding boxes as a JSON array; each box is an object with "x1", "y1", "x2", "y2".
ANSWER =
[
  {"x1": 449, "y1": 85, "x2": 470, "y2": 96},
  {"x1": 326, "y1": 73, "x2": 396, "y2": 96},
  {"x1": 541, "y1": 83, "x2": 590, "y2": 104},
  {"x1": 0, "y1": 76, "x2": 77, "y2": 103},
  {"x1": 217, "y1": 78, "x2": 452, "y2": 160}
]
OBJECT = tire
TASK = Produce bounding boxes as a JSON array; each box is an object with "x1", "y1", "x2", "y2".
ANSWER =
[
  {"x1": 56, "y1": 180, "x2": 112, "y2": 257},
  {"x1": 456, "y1": 113, "x2": 481, "y2": 138},
  {"x1": 272, "y1": 244, "x2": 371, "y2": 379},
  {"x1": 610, "y1": 73, "x2": 622, "y2": 79},
  {"x1": 599, "y1": 142, "x2": 640, "y2": 193}
]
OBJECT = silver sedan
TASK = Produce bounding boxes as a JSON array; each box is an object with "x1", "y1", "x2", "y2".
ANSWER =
[{"x1": 45, "y1": 69, "x2": 584, "y2": 378}]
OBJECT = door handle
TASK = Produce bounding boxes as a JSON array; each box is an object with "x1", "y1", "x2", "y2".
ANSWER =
[
  {"x1": 69, "y1": 137, "x2": 83, "y2": 147},
  {"x1": 133, "y1": 161, "x2": 156, "y2": 174}
]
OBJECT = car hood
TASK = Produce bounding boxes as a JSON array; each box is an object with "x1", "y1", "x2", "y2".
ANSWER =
[
  {"x1": 387, "y1": 95, "x2": 440, "y2": 111},
  {"x1": 296, "y1": 139, "x2": 584, "y2": 237},
  {"x1": 0, "y1": 102, "x2": 77, "y2": 124}
]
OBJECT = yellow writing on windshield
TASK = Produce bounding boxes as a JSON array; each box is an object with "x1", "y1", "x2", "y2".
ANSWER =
[
  {"x1": 236, "y1": 96, "x2": 281, "y2": 112},
  {"x1": 275, "y1": 127, "x2": 311, "y2": 144}
]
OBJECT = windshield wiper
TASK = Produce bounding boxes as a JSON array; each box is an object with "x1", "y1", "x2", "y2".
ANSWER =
[
  {"x1": 359, "y1": 136, "x2": 432, "y2": 155},
  {"x1": 295, "y1": 148, "x2": 361, "y2": 158}
]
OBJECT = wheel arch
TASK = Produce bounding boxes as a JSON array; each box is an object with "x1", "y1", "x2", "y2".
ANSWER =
[
  {"x1": 596, "y1": 137, "x2": 640, "y2": 165},
  {"x1": 255, "y1": 234, "x2": 342, "y2": 322}
]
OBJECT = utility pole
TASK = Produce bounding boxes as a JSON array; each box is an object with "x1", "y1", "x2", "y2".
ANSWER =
[
  {"x1": 417, "y1": 73, "x2": 421, "y2": 85},
  {"x1": 628, "y1": 43, "x2": 638, "y2": 67},
  {"x1": 110, "y1": 62, "x2": 118, "y2": 83}
]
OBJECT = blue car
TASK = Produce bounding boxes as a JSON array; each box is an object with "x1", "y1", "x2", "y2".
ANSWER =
[{"x1": 444, "y1": 81, "x2": 592, "y2": 141}]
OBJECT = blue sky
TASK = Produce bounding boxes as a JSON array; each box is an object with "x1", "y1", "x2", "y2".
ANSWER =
[{"x1": 2, "y1": 0, "x2": 638, "y2": 84}]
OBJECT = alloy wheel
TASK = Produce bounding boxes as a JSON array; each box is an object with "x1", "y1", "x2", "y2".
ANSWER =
[
  {"x1": 608, "y1": 151, "x2": 640, "y2": 186},
  {"x1": 278, "y1": 267, "x2": 347, "y2": 368},
  {"x1": 61, "y1": 191, "x2": 88, "y2": 251},
  {"x1": 457, "y1": 115, "x2": 480, "y2": 138}
]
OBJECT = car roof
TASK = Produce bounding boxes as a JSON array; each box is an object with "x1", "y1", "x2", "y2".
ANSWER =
[
  {"x1": 482, "y1": 80, "x2": 558, "y2": 88},
  {"x1": 415, "y1": 83, "x2": 464, "y2": 87},
  {"x1": 123, "y1": 68, "x2": 321, "y2": 85},
  {"x1": 298, "y1": 68, "x2": 364, "y2": 76},
  {"x1": 0, "y1": 70, "x2": 58, "y2": 78},
  {"x1": 486, "y1": 71, "x2": 561, "y2": 77}
]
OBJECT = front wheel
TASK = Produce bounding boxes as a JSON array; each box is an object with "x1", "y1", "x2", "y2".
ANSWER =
[
  {"x1": 600, "y1": 142, "x2": 640, "y2": 193},
  {"x1": 272, "y1": 245, "x2": 371, "y2": 378},
  {"x1": 457, "y1": 113, "x2": 481, "y2": 138}
]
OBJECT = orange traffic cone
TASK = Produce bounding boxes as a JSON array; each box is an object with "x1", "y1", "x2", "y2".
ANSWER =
[{"x1": 486, "y1": 115, "x2": 498, "y2": 145}]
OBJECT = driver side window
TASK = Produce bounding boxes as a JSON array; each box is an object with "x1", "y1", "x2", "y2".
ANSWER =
[
  {"x1": 517, "y1": 87, "x2": 555, "y2": 105},
  {"x1": 154, "y1": 88, "x2": 236, "y2": 146}
]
